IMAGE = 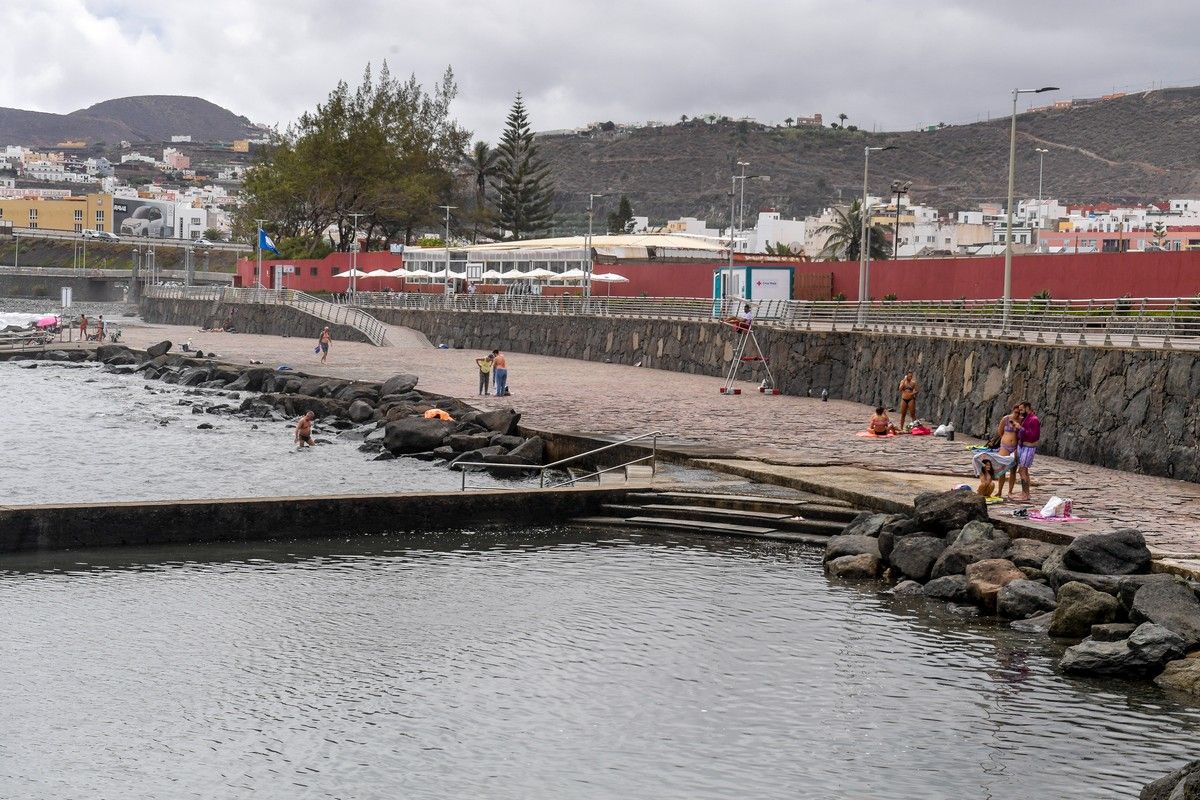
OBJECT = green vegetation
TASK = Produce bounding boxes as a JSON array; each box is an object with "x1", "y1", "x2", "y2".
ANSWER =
[
  {"x1": 466, "y1": 140, "x2": 498, "y2": 243},
  {"x1": 606, "y1": 195, "x2": 635, "y2": 234},
  {"x1": 813, "y1": 200, "x2": 891, "y2": 261},
  {"x1": 492, "y1": 94, "x2": 556, "y2": 240}
]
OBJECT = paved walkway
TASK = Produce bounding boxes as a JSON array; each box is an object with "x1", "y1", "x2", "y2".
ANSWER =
[{"x1": 117, "y1": 320, "x2": 1200, "y2": 562}]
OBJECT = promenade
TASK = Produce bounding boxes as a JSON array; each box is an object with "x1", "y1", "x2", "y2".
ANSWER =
[{"x1": 118, "y1": 320, "x2": 1200, "y2": 568}]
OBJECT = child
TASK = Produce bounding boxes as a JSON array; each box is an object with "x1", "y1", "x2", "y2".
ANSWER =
[
  {"x1": 869, "y1": 406, "x2": 893, "y2": 436},
  {"x1": 977, "y1": 459, "x2": 996, "y2": 497}
]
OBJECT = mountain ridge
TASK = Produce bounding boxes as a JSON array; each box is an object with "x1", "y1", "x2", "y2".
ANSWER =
[{"x1": 0, "y1": 95, "x2": 259, "y2": 145}]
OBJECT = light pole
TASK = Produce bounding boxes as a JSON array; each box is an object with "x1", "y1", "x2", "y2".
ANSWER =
[
  {"x1": 736, "y1": 161, "x2": 750, "y2": 234},
  {"x1": 859, "y1": 145, "x2": 895, "y2": 322},
  {"x1": 728, "y1": 171, "x2": 769, "y2": 304},
  {"x1": 1003, "y1": 86, "x2": 1059, "y2": 332},
  {"x1": 254, "y1": 217, "x2": 266, "y2": 288},
  {"x1": 348, "y1": 212, "x2": 363, "y2": 295},
  {"x1": 1035, "y1": 147, "x2": 1049, "y2": 227},
  {"x1": 438, "y1": 205, "x2": 456, "y2": 294},
  {"x1": 890, "y1": 179, "x2": 911, "y2": 259},
  {"x1": 585, "y1": 193, "x2": 605, "y2": 299}
]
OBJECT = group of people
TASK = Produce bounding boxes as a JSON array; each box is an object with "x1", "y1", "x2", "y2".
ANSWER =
[
  {"x1": 977, "y1": 401, "x2": 1040, "y2": 501},
  {"x1": 866, "y1": 372, "x2": 922, "y2": 436},
  {"x1": 475, "y1": 349, "x2": 509, "y2": 396},
  {"x1": 77, "y1": 313, "x2": 107, "y2": 342}
]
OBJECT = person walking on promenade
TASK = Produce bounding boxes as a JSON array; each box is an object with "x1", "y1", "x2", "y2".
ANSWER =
[
  {"x1": 317, "y1": 327, "x2": 332, "y2": 364},
  {"x1": 1017, "y1": 401, "x2": 1040, "y2": 501},
  {"x1": 78, "y1": 314, "x2": 88, "y2": 342},
  {"x1": 994, "y1": 403, "x2": 1025, "y2": 499},
  {"x1": 475, "y1": 353, "x2": 493, "y2": 395},
  {"x1": 295, "y1": 411, "x2": 316, "y2": 448},
  {"x1": 491, "y1": 349, "x2": 508, "y2": 396},
  {"x1": 898, "y1": 371, "x2": 919, "y2": 430}
]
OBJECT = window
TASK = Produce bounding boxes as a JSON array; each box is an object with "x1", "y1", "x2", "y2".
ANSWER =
[
  {"x1": 74, "y1": 223, "x2": 82, "y2": 233},
  {"x1": 28, "y1": 208, "x2": 37, "y2": 221},
  {"x1": 95, "y1": 210, "x2": 104, "y2": 221},
  {"x1": 74, "y1": 209, "x2": 83, "y2": 221},
  {"x1": 29, "y1": 222, "x2": 37, "y2": 229},
  {"x1": 310, "y1": 267, "x2": 319, "y2": 277},
  {"x1": 95, "y1": 224, "x2": 103, "y2": 232}
]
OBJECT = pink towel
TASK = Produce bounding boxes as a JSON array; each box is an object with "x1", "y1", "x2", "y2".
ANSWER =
[{"x1": 1027, "y1": 512, "x2": 1087, "y2": 523}]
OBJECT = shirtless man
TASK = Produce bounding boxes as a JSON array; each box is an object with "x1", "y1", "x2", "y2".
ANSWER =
[
  {"x1": 898, "y1": 371, "x2": 919, "y2": 430},
  {"x1": 318, "y1": 327, "x2": 332, "y2": 364},
  {"x1": 78, "y1": 314, "x2": 88, "y2": 341},
  {"x1": 295, "y1": 411, "x2": 316, "y2": 448}
]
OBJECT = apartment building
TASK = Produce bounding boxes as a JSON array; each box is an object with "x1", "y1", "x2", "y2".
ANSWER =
[{"x1": 0, "y1": 193, "x2": 113, "y2": 233}]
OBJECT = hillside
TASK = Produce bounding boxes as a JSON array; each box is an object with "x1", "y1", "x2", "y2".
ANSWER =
[
  {"x1": 0, "y1": 95, "x2": 258, "y2": 145},
  {"x1": 537, "y1": 86, "x2": 1200, "y2": 225}
]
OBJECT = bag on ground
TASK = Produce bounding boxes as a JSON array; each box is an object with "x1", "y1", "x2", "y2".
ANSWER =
[{"x1": 1040, "y1": 496, "x2": 1071, "y2": 518}]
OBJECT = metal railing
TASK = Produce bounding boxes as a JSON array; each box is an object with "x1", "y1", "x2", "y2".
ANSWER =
[
  {"x1": 341, "y1": 292, "x2": 1200, "y2": 350},
  {"x1": 457, "y1": 431, "x2": 660, "y2": 491},
  {"x1": 145, "y1": 285, "x2": 389, "y2": 346},
  {"x1": 0, "y1": 265, "x2": 233, "y2": 284}
]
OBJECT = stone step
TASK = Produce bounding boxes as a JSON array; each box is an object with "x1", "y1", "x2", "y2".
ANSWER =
[
  {"x1": 625, "y1": 464, "x2": 655, "y2": 480},
  {"x1": 626, "y1": 491, "x2": 811, "y2": 514},
  {"x1": 569, "y1": 516, "x2": 831, "y2": 545},
  {"x1": 603, "y1": 503, "x2": 797, "y2": 523}
]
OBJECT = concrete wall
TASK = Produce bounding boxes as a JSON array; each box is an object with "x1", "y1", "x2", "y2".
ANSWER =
[
  {"x1": 377, "y1": 308, "x2": 1200, "y2": 483},
  {"x1": 140, "y1": 296, "x2": 372, "y2": 344},
  {"x1": 0, "y1": 273, "x2": 127, "y2": 301}
]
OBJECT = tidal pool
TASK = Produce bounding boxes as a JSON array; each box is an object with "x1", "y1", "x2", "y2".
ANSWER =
[{"x1": 1, "y1": 528, "x2": 1197, "y2": 799}]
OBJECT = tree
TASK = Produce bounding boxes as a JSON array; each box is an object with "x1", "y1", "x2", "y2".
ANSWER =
[
  {"x1": 784, "y1": 117, "x2": 794, "y2": 127},
  {"x1": 838, "y1": 112, "x2": 848, "y2": 127},
  {"x1": 1150, "y1": 221, "x2": 1169, "y2": 251},
  {"x1": 491, "y1": 93, "x2": 556, "y2": 240},
  {"x1": 680, "y1": 114, "x2": 689, "y2": 123},
  {"x1": 606, "y1": 195, "x2": 635, "y2": 234},
  {"x1": 201, "y1": 227, "x2": 225, "y2": 242},
  {"x1": 764, "y1": 240, "x2": 805, "y2": 258},
  {"x1": 466, "y1": 140, "x2": 498, "y2": 243},
  {"x1": 813, "y1": 200, "x2": 891, "y2": 261}
]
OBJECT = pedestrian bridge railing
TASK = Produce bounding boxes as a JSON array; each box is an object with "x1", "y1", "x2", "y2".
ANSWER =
[
  {"x1": 145, "y1": 285, "x2": 389, "y2": 346},
  {"x1": 456, "y1": 431, "x2": 660, "y2": 492}
]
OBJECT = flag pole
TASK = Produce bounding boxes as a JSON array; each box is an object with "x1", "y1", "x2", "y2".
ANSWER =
[{"x1": 255, "y1": 218, "x2": 266, "y2": 289}]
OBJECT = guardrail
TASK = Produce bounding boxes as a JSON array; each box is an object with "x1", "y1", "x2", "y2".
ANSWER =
[
  {"x1": 342, "y1": 292, "x2": 1200, "y2": 350},
  {"x1": 0, "y1": 265, "x2": 233, "y2": 284},
  {"x1": 144, "y1": 285, "x2": 389, "y2": 346},
  {"x1": 457, "y1": 431, "x2": 660, "y2": 491},
  {"x1": 13, "y1": 227, "x2": 252, "y2": 253}
]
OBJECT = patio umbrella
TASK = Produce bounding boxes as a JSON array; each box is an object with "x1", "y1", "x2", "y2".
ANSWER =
[
  {"x1": 335, "y1": 268, "x2": 370, "y2": 278},
  {"x1": 524, "y1": 268, "x2": 558, "y2": 280},
  {"x1": 35, "y1": 314, "x2": 59, "y2": 328},
  {"x1": 480, "y1": 269, "x2": 504, "y2": 281},
  {"x1": 557, "y1": 268, "x2": 587, "y2": 281},
  {"x1": 499, "y1": 268, "x2": 527, "y2": 280},
  {"x1": 591, "y1": 272, "x2": 630, "y2": 296}
]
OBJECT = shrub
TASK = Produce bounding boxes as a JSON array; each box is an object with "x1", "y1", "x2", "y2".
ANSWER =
[
  {"x1": 1115, "y1": 294, "x2": 1132, "y2": 314},
  {"x1": 1032, "y1": 289, "x2": 1051, "y2": 300},
  {"x1": 883, "y1": 293, "x2": 898, "y2": 302},
  {"x1": 832, "y1": 292, "x2": 847, "y2": 302}
]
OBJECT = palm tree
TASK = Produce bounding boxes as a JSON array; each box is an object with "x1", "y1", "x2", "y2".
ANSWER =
[
  {"x1": 838, "y1": 113, "x2": 848, "y2": 127},
  {"x1": 466, "y1": 140, "x2": 498, "y2": 243},
  {"x1": 813, "y1": 200, "x2": 891, "y2": 261},
  {"x1": 784, "y1": 117, "x2": 794, "y2": 128}
]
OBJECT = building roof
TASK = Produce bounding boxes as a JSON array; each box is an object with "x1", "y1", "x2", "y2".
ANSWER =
[{"x1": 450, "y1": 234, "x2": 725, "y2": 253}]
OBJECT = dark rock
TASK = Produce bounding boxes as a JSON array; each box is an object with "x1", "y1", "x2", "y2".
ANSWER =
[
  {"x1": 197, "y1": 380, "x2": 227, "y2": 389},
  {"x1": 372, "y1": 451, "x2": 397, "y2": 461},
  {"x1": 997, "y1": 579, "x2": 1058, "y2": 619},
  {"x1": 348, "y1": 399, "x2": 375, "y2": 423},
  {"x1": 196, "y1": 422, "x2": 214, "y2": 430},
  {"x1": 506, "y1": 436, "x2": 545, "y2": 464},
  {"x1": 381, "y1": 373, "x2": 420, "y2": 396},
  {"x1": 284, "y1": 396, "x2": 348, "y2": 419},
  {"x1": 923, "y1": 574, "x2": 969, "y2": 601},
  {"x1": 1019, "y1": 567, "x2": 1047, "y2": 582},
  {"x1": 145, "y1": 340, "x2": 172, "y2": 358},
  {"x1": 488, "y1": 433, "x2": 527, "y2": 450},
  {"x1": 481, "y1": 452, "x2": 542, "y2": 478},
  {"x1": 447, "y1": 433, "x2": 492, "y2": 452},
  {"x1": 1062, "y1": 528, "x2": 1152, "y2": 576},
  {"x1": 954, "y1": 520, "x2": 1010, "y2": 547},
  {"x1": 1129, "y1": 580, "x2": 1200, "y2": 648},
  {"x1": 1040, "y1": 548, "x2": 1123, "y2": 594},
  {"x1": 1154, "y1": 660, "x2": 1200, "y2": 697},
  {"x1": 430, "y1": 445, "x2": 457, "y2": 460},
  {"x1": 826, "y1": 553, "x2": 881, "y2": 579},
  {"x1": 824, "y1": 534, "x2": 882, "y2": 562},
  {"x1": 475, "y1": 408, "x2": 521, "y2": 435},
  {"x1": 178, "y1": 367, "x2": 211, "y2": 386},
  {"x1": 912, "y1": 489, "x2": 989, "y2": 534},
  {"x1": 450, "y1": 445, "x2": 506, "y2": 468},
  {"x1": 877, "y1": 516, "x2": 924, "y2": 560},
  {"x1": 930, "y1": 537, "x2": 1009, "y2": 580},
  {"x1": 1005, "y1": 538, "x2": 1062, "y2": 570},
  {"x1": 226, "y1": 367, "x2": 275, "y2": 392},
  {"x1": 1060, "y1": 623, "x2": 1185, "y2": 677},
  {"x1": 1118, "y1": 573, "x2": 1184, "y2": 611},
  {"x1": 889, "y1": 535, "x2": 947, "y2": 582},
  {"x1": 891, "y1": 580, "x2": 925, "y2": 598},
  {"x1": 384, "y1": 404, "x2": 419, "y2": 422},
  {"x1": 1049, "y1": 581, "x2": 1121, "y2": 639},
  {"x1": 384, "y1": 417, "x2": 455, "y2": 454},
  {"x1": 357, "y1": 440, "x2": 384, "y2": 453},
  {"x1": 966, "y1": 558, "x2": 1026, "y2": 613},
  {"x1": 1139, "y1": 758, "x2": 1200, "y2": 800},
  {"x1": 1011, "y1": 610, "x2": 1056, "y2": 633},
  {"x1": 95, "y1": 344, "x2": 134, "y2": 363},
  {"x1": 1090, "y1": 622, "x2": 1138, "y2": 642},
  {"x1": 297, "y1": 377, "x2": 328, "y2": 397},
  {"x1": 841, "y1": 512, "x2": 895, "y2": 539}
]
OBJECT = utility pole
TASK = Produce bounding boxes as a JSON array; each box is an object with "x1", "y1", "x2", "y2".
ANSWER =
[
  {"x1": 348, "y1": 212, "x2": 363, "y2": 295},
  {"x1": 438, "y1": 205, "x2": 456, "y2": 295},
  {"x1": 585, "y1": 193, "x2": 604, "y2": 300},
  {"x1": 254, "y1": 217, "x2": 266, "y2": 288}
]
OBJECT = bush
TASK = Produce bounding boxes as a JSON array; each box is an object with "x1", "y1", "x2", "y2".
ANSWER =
[
  {"x1": 832, "y1": 292, "x2": 847, "y2": 302},
  {"x1": 1115, "y1": 294, "x2": 1132, "y2": 314},
  {"x1": 1032, "y1": 289, "x2": 1051, "y2": 300},
  {"x1": 883, "y1": 293, "x2": 898, "y2": 302}
]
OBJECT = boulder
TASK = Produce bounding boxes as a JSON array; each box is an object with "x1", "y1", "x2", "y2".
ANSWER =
[
  {"x1": 1060, "y1": 623, "x2": 1185, "y2": 677},
  {"x1": 923, "y1": 574, "x2": 970, "y2": 601},
  {"x1": 226, "y1": 367, "x2": 275, "y2": 392},
  {"x1": 877, "y1": 516, "x2": 924, "y2": 560},
  {"x1": 997, "y1": 579, "x2": 1059, "y2": 619},
  {"x1": 1154, "y1": 659, "x2": 1200, "y2": 696},
  {"x1": 450, "y1": 445, "x2": 507, "y2": 469},
  {"x1": 384, "y1": 417, "x2": 454, "y2": 454},
  {"x1": 489, "y1": 434, "x2": 527, "y2": 450},
  {"x1": 145, "y1": 340, "x2": 172, "y2": 358},
  {"x1": 1049, "y1": 581, "x2": 1121, "y2": 639},
  {"x1": 506, "y1": 436, "x2": 545, "y2": 464},
  {"x1": 1129, "y1": 580, "x2": 1200, "y2": 648},
  {"x1": 380, "y1": 373, "x2": 420, "y2": 396},
  {"x1": 1140, "y1": 759, "x2": 1200, "y2": 800},
  {"x1": 481, "y1": 452, "x2": 542, "y2": 478},
  {"x1": 824, "y1": 534, "x2": 882, "y2": 563},
  {"x1": 1011, "y1": 610, "x2": 1056, "y2": 634},
  {"x1": 1005, "y1": 538, "x2": 1062, "y2": 570},
  {"x1": 95, "y1": 344, "x2": 134, "y2": 363},
  {"x1": 954, "y1": 520, "x2": 1010, "y2": 547},
  {"x1": 966, "y1": 558, "x2": 1026, "y2": 613},
  {"x1": 891, "y1": 580, "x2": 925, "y2": 598},
  {"x1": 298, "y1": 377, "x2": 329, "y2": 397},
  {"x1": 334, "y1": 383, "x2": 381, "y2": 403},
  {"x1": 826, "y1": 553, "x2": 881, "y2": 580},
  {"x1": 178, "y1": 367, "x2": 211, "y2": 386},
  {"x1": 475, "y1": 408, "x2": 521, "y2": 435},
  {"x1": 447, "y1": 433, "x2": 492, "y2": 452},
  {"x1": 912, "y1": 489, "x2": 989, "y2": 534},
  {"x1": 889, "y1": 535, "x2": 947, "y2": 582},
  {"x1": 841, "y1": 512, "x2": 895, "y2": 539},
  {"x1": 1090, "y1": 622, "x2": 1138, "y2": 642},
  {"x1": 930, "y1": 536, "x2": 1009, "y2": 580},
  {"x1": 347, "y1": 399, "x2": 375, "y2": 423},
  {"x1": 284, "y1": 396, "x2": 347, "y2": 419},
  {"x1": 1062, "y1": 528, "x2": 1152, "y2": 576},
  {"x1": 384, "y1": 404, "x2": 419, "y2": 422},
  {"x1": 1041, "y1": 548, "x2": 1124, "y2": 594},
  {"x1": 1119, "y1": 573, "x2": 1184, "y2": 611},
  {"x1": 429, "y1": 445, "x2": 457, "y2": 460}
]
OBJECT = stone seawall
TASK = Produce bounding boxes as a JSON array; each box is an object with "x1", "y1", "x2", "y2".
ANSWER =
[
  {"x1": 140, "y1": 296, "x2": 372, "y2": 344},
  {"x1": 374, "y1": 308, "x2": 1200, "y2": 483}
]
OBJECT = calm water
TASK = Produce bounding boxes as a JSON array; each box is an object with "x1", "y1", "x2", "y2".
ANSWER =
[
  {"x1": 1, "y1": 529, "x2": 1197, "y2": 799},
  {"x1": 0, "y1": 359, "x2": 536, "y2": 503}
]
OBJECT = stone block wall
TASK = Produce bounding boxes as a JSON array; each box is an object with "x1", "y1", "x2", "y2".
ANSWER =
[
  {"x1": 140, "y1": 296, "x2": 371, "y2": 344},
  {"x1": 376, "y1": 308, "x2": 1200, "y2": 483}
]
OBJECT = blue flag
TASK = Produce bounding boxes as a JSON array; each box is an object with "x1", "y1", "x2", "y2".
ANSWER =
[{"x1": 258, "y1": 228, "x2": 281, "y2": 256}]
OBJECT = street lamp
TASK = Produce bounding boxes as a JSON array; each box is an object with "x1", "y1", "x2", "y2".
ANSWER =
[
  {"x1": 348, "y1": 212, "x2": 364, "y2": 295},
  {"x1": 584, "y1": 193, "x2": 605, "y2": 300},
  {"x1": 1003, "y1": 85, "x2": 1059, "y2": 332},
  {"x1": 1035, "y1": 147, "x2": 1049, "y2": 227},
  {"x1": 890, "y1": 179, "x2": 911, "y2": 259},
  {"x1": 728, "y1": 172, "x2": 769, "y2": 267},
  {"x1": 438, "y1": 205, "x2": 456, "y2": 294},
  {"x1": 859, "y1": 144, "x2": 895, "y2": 322},
  {"x1": 736, "y1": 161, "x2": 750, "y2": 233}
]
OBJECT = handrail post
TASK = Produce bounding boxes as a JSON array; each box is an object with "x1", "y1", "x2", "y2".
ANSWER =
[
  {"x1": 652, "y1": 435, "x2": 658, "y2": 476},
  {"x1": 461, "y1": 467, "x2": 467, "y2": 491},
  {"x1": 539, "y1": 468, "x2": 546, "y2": 488}
]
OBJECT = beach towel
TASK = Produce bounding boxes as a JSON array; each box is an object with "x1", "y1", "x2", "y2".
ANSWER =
[
  {"x1": 972, "y1": 449, "x2": 1016, "y2": 477},
  {"x1": 856, "y1": 430, "x2": 895, "y2": 438},
  {"x1": 1027, "y1": 511, "x2": 1088, "y2": 523}
]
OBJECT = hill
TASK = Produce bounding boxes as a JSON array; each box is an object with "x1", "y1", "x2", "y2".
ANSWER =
[
  {"x1": 537, "y1": 86, "x2": 1200, "y2": 226},
  {"x1": 0, "y1": 95, "x2": 259, "y2": 145}
]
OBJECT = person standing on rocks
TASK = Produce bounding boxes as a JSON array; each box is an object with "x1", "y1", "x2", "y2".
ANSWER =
[
  {"x1": 317, "y1": 327, "x2": 332, "y2": 364},
  {"x1": 492, "y1": 349, "x2": 508, "y2": 396},
  {"x1": 78, "y1": 314, "x2": 88, "y2": 342},
  {"x1": 1017, "y1": 401, "x2": 1040, "y2": 501},
  {"x1": 898, "y1": 371, "x2": 919, "y2": 430},
  {"x1": 475, "y1": 353, "x2": 493, "y2": 396},
  {"x1": 295, "y1": 411, "x2": 316, "y2": 449}
]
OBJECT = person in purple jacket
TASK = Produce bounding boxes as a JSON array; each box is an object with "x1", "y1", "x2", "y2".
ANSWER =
[{"x1": 1017, "y1": 400, "x2": 1040, "y2": 501}]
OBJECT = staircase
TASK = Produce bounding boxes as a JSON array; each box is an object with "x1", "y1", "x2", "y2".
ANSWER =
[{"x1": 571, "y1": 490, "x2": 860, "y2": 544}]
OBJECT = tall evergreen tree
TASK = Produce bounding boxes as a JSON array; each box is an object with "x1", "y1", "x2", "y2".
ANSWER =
[
  {"x1": 607, "y1": 195, "x2": 635, "y2": 233},
  {"x1": 491, "y1": 93, "x2": 556, "y2": 239}
]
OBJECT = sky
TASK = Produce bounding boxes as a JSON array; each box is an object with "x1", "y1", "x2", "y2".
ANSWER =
[{"x1": 5, "y1": 0, "x2": 1199, "y2": 142}]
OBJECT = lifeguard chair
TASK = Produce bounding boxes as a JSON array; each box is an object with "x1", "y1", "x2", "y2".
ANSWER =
[{"x1": 719, "y1": 301, "x2": 780, "y2": 395}]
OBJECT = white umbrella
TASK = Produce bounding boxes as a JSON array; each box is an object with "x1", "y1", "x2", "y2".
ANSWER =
[
  {"x1": 591, "y1": 271, "x2": 630, "y2": 296},
  {"x1": 524, "y1": 267, "x2": 558, "y2": 280},
  {"x1": 480, "y1": 269, "x2": 504, "y2": 281},
  {"x1": 557, "y1": 268, "x2": 587, "y2": 281},
  {"x1": 406, "y1": 268, "x2": 435, "y2": 278},
  {"x1": 386, "y1": 268, "x2": 413, "y2": 277},
  {"x1": 499, "y1": 268, "x2": 526, "y2": 280},
  {"x1": 364, "y1": 268, "x2": 393, "y2": 277},
  {"x1": 447, "y1": 270, "x2": 467, "y2": 280},
  {"x1": 335, "y1": 268, "x2": 370, "y2": 278}
]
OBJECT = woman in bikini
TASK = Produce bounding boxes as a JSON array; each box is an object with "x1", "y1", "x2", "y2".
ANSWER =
[
  {"x1": 898, "y1": 372, "x2": 918, "y2": 430},
  {"x1": 994, "y1": 404, "x2": 1025, "y2": 499}
]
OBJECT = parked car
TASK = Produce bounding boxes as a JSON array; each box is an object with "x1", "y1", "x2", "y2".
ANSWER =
[
  {"x1": 195, "y1": 237, "x2": 215, "y2": 247},
  {"x1": 82, "y1": 229, "x2": 121, "y2": 242}
]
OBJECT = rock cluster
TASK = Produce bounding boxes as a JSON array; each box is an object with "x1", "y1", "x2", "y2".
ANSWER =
[
  {"x1": 76, "y1": 340, "x2": 547, "y2": 476},
  {"x1": 825, "y1": 488, "x2": 1200, "y2": 688}
]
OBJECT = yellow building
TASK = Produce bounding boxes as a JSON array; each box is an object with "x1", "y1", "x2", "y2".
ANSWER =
[
  {"x1": 0, "y1": 193, "x2": 114, "y2": 234},
  {"x1": 231, "y1": 139, "x2": 250, "y2": 153}
]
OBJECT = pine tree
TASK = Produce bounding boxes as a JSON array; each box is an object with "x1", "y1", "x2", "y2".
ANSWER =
[
  {"x1": 491, "y1": 93, "x2": 556, "y2": 239},
  {"x1": 607, "y1": 195, "x2": 635, "y2": 233}
]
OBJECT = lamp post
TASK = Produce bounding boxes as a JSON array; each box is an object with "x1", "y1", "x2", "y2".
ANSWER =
[
  {"x1": 438, "y1": 205, "x2": 456, "y2": 294},
  {"x1": 584, "y1": 193, "x2": 605, "y2": 300},
  {"x1": 348, "y1": 212, "x2": 363, "y2": 295},
  {"x1": 858, "y1": 145, "x2": 895, "y2": 323},
  {"x1": 254, "y1": 217, "x2": 266, "y2": 288},
  {"x1": 1003, "y1": 86, "x2": 1059, "y2": 332},
  {"x1": 890, "y1": 179, "x2": 911, "y2": 259},
  {"x1": 736, "y1": 161, "x2": 750, "y2": 234},
  {"x1": 728, "y1": 170, "x2": 769, "y2": 305},
  {"x1": 1034, "y1": 147, "x2": 1049, "y2": 234}
]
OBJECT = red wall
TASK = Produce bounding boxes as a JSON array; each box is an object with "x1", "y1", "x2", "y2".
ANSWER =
[{"x1": 236, "y1": 252, "x2": 402, "y2": 291}]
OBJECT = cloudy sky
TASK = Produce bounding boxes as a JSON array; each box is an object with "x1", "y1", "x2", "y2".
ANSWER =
[{"x1": 6, "y1": 0, "x2": 1198, "y2": 141}]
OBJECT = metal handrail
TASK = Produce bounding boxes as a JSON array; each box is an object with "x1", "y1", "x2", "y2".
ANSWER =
[{"x1": 456, "y1": 430, "x2": 661, "y2": 491}]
